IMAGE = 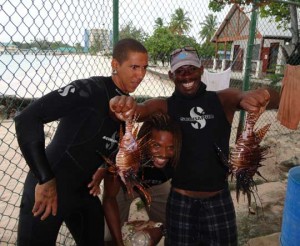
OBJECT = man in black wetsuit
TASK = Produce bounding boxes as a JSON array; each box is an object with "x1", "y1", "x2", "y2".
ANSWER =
[
  {"x1": 109, "y1": 47, "x2": 280, "y2": 245},
  {"x1": 14, "y1": 38, "x2": 148, "y2": 246}
]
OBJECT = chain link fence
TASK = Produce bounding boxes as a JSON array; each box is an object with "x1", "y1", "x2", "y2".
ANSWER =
[{"x1": 0, "y1": 0, "x2": 299, "y2": 245}]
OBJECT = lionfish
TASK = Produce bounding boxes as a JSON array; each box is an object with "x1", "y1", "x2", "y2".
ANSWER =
[
  {"x1": 216, "y1": 108, "x2": 271, "y2": 213},
  {"x1": 102, "y1": 116, "x2": 152, "y2": 207}
]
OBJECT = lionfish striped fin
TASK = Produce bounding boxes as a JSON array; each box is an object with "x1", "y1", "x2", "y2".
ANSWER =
[{"x1": 255, "y1": 124, "x2": 271, "y2": 143}]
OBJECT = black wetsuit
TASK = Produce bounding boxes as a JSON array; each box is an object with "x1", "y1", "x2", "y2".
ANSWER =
[{"x1": 14, "y1": 76, "x2": 127, "y2": 246}]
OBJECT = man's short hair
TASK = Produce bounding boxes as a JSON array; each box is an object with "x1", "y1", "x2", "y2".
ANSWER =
[{"x1": 113, "y1": 38, "x2": 147, "y2": 64}]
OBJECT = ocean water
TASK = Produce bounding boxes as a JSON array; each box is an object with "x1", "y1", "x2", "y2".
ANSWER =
[
  {"x1": 0, "y1": 53, "x2": 174, "y2": 99},
  {"x1": 0, "y1": 53, "x2": 112, "y2": 98}
]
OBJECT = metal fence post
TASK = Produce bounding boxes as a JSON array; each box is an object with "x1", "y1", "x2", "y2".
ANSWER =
[
  {"x1": 113, "y1": 0, "x2": 119, "y2": 46},
  {"x1": 236, "y1": 0, "x2": 259, "y2": 139}
]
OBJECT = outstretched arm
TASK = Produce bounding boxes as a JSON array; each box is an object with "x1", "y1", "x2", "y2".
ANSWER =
[
  {"x1": 218, "y1": 87, "x2": 280, "y2": 124},
  {"x1": 239, "y1": 88, "x2": 279, "y2": 112},
  {"x1": 103, "y1": 174, "x2": 124, "y2": 246}
]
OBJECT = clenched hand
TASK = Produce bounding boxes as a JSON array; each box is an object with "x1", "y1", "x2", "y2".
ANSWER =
[
  {"x1": 240, "y1": 89, "x2": 271, "y2": 113},
  {"x1": 110, "y1": 95, "x2": 137, "y2": 121}
]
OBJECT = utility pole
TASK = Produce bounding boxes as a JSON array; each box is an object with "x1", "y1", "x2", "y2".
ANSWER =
[{"x1": 236, "y1": 0, "x2": 259, "y2": 139}]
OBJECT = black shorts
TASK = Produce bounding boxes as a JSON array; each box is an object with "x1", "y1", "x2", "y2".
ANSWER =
[{"x1": 165, "y1": 188, "x2": 237, "y2": 246}]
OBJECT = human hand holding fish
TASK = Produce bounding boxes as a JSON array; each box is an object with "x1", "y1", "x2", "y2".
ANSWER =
[
  {"x1": 239, "y1": 89, "x2": 271, "y2": 113},
  {"x1": 110, "y1": 95, "x2": 137, "y2": 121}
]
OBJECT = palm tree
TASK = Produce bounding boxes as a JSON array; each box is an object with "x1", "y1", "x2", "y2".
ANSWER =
[
  {"x1": 119, "y1": 21, "x2": 147, "y2": 42},
  {"x1": 169, "y1": 8, "x2": 192, "y2": 36},
  {"x1": 199, "y1": 14, "x2": 218, "y2": 43}
]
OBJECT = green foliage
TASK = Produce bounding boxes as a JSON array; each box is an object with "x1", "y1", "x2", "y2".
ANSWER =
[
  {"x1": 50, "y1": 41, "x2": 73, "y2": 50},
  {"x1": 198, "y1": 42, "x2": 215, "y2": 58},
  {"x1": 31, "y1": 38, "x2": 52, "y2": 50},
  {"x1": 12, "y1": 41, "x2": 30, "y2": 49},
  {"x1": 266, "y1": 73, "x2": 283, "y2": 87},
  {"x1": 144, "y1": 27, "x2": 175, "y2": 65},
  {"x1": 13, "y1": 39, "x2": 76, "y2": 51},
  {"x1": 74, "y1": 43, "x2": 83, "y2": 53},
  {"x1": 144, "y1": 8, "x2": 200, "y2": 65},
  {"x1": 209, "y1": 0, "x2": 273, "y2": 10},
  {"x1": 119, "y1": 21, "x2": 148, "y2": 43},
  {"x1": 260, "y1": 2, "x2": 292, "y2": 30},
  {"x1": 135, "y1": 199, "x2": 145, "y2": 211},
  {"x1": 199, "y1": 14, "x2": 218, "y2": 43},
  {"x1": 169, "y1": 8, "x2": 192, "y2": 36},
  {"x1": 144, "y1": 26, "x2": 198, "y2": 65},
  {"x1": 266, "y1": 64, "x2": 284, "y2": 86},
  {"x1": 208, "y1": 1, "x2": 224, "y2": 12},
  {"x1": 90, "y1": 34, "x2": 102, "y2": 55},
  {"x1": 173, "y1": 35, "x2": 199, "y2": 49},
  {"x1": 154, "y1": 18, "x2": 164, "y2": 28}
]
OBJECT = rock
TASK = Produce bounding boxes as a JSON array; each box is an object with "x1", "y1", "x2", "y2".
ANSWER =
[
  {"x1": 279, "y1": 157, "x2": 300, "y2": 173},
  {"x1": 245, "y1": 232, "x2": 280, "y2": 246}
]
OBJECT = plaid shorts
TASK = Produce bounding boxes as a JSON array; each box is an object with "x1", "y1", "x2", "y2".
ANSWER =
[{"x1": 165, "y1": 188, "x2": 237, "y2": 246}]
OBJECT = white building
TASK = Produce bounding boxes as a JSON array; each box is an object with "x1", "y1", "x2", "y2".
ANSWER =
[
  {"x1": 89, "y1": 28, "x2": 110, "y2": 51},
  {"x1": 211, "y1": 4, "x2": 293, "y2": 76}
]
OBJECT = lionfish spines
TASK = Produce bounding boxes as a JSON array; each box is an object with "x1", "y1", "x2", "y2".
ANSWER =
[
  {"x1": 228, "y1": 110, "x2": 271, "y2": 213},
  {"x1": 255, "y1": 123, "x2": 271, "y2": 143},
  {"x1": 111, "y1": 117, "x2": 152, "y2": 207}
]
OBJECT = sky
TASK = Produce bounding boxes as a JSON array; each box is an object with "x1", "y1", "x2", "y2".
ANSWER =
[{"x1": 0, "y1": 0, "x2": 231, "y2": 45}]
